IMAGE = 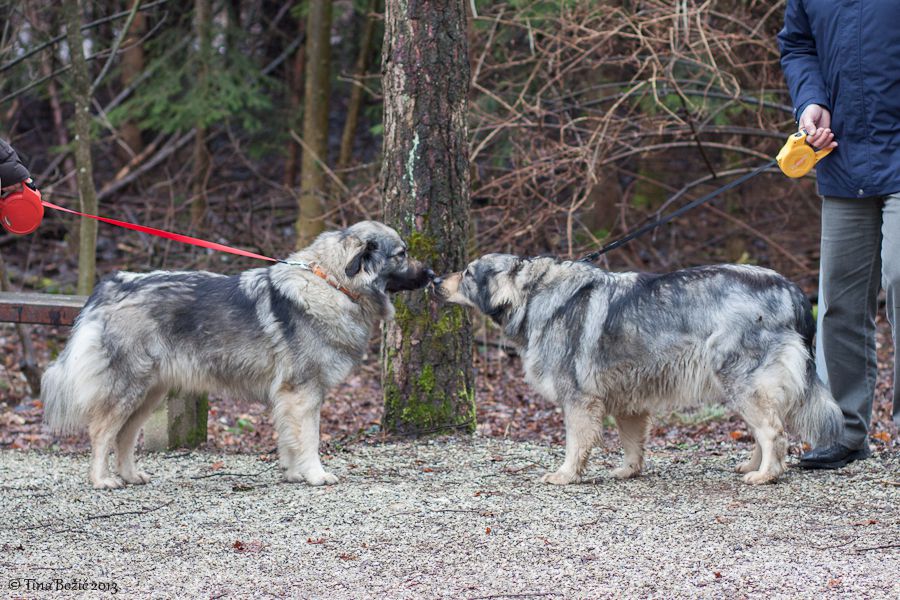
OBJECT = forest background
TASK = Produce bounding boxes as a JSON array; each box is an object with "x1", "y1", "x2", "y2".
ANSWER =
[{"x1": 1, "y1": 0, "x2": 895, "y2": 450}]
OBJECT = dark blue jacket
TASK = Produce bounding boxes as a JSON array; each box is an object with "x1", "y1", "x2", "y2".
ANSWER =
[{"x1": 778, "y1": 0, "x2": 900, "y2": 198}]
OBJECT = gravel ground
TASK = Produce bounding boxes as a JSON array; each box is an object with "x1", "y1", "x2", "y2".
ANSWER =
[{"x1": 1, "y1": 438, "x2": 898, "y2": 599}]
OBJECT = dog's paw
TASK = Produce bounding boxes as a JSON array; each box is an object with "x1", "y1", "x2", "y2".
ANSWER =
[
  {"x1": 285, "y1": 470, "x2": 338, "y2": 486},
  {"x1": 735, "y1": 460, "x2": 758, "y2": 474},
  {"x1": 611, "y1": 465, "x2": 641, "y2": 479},
  {"x1": 121, "y1": 471, "x2": 151, "y2": 485},
  {"x1": 92, "y1": 476, "x2": 124, "y2": 490},
  {"x1": 306, "y1": 471, "x2": 338, "y2": 486},
  {"x1": 540, "y1": 470, "x2": 578, "y2": 485},
  {"x1": 742, "y1": 470, "x2": 777, "y2": 485}
]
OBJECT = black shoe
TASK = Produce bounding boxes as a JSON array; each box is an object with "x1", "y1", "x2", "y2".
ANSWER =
[{"x1": 799, "y1": 442, "x2": 872, "y2": 470}]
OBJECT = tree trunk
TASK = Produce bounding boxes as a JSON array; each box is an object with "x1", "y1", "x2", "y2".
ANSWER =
[
  {"x1": 191, "y1": 0, "x2": 211, "y2": 226},
  {"x1": 30, "y1": 3, "x2": 77, "y2": 195},
  {"x1": 337, "y1": 0, "x2": 379, "y2": 173},
  {"x1": 64, "y1": 0, "x2": 99, "y2": 296},
  {"x1": 283, "y1": 14, "x2": 305, "y2": 187},
  {"x1": 226, "y1": 0, "x2": 241, "y2": 56},
  {"x1": 295, "y1": 0, "x2": 332, "y2": 248},
  {"x1": 381, "y1": 0, "x2": 474, "y2": 435},
  {"x1": 118, "y1": 5, "x2": 146, "y2": 158}
]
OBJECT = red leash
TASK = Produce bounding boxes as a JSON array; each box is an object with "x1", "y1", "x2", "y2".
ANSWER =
[
  {"x1": 41, "y1": 199, "x2": 283, "y2": 264},
  {"x1": 38, "y1": 200, "x2": 366, "y2": 300}
]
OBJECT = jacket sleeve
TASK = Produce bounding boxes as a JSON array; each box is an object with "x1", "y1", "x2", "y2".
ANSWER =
[
  {"x1": 777, "y1": 0, "x2": 830, "y2": 123},
  {"x1": 0, "y1": 139, "x2": 31, "y2": 187}
]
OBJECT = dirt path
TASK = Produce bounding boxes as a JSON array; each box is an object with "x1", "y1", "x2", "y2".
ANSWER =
[{"x1": 2, "y1": 438, "x2": 898, "y2": 599}]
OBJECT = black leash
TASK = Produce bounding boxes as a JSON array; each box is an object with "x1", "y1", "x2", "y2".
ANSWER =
[{"x1": 579, "y1": 159, "x2": 778, "y2": 263}]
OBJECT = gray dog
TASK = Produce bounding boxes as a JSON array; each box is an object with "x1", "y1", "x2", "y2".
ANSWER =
[
  {"x1": 437, "y1": 254, "x2": 843, "y2": 485},
  {"x1": 42, "y1": 221, "x2": 432, "y2": 489}
]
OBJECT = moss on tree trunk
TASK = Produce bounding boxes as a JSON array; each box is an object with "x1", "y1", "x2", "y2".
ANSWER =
[{"x1": 381, "y1": 0, "x2": 474, "y2": 436}]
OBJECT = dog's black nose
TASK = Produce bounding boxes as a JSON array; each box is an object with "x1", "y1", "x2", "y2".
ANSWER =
[{"x1": 425, "y1": 268, "x2": 436, "y2": 280}]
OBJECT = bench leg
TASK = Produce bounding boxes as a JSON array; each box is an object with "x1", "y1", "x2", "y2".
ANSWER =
[{"x1": 143, "y1": 392, "x2": 209, "y2": 451}]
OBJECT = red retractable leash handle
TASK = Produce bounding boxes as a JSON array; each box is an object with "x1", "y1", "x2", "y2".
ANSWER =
[{"x1": 0, "y1": 182, "x2": 44, "y2": 235}]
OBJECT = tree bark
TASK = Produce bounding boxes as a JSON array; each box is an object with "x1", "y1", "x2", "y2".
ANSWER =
[
  {"x1": 225, "y1": 0, "x2": 241, "y2": 57},
  {"x1": 64, "y1": 0, "x2": 99, "y2": 296},
  {"x1": 381, "y1": 0, "x2": 474, "y2": 435},
  {"x1": 337, "y1": 0, "x2": 379, "y2": 173},
  {"x1": 31, "y1": 3, "x2": 77, "y2": 195},
  {"x1": 295, "y1": 0, "x2": 332, "y2": 248},
  {"x1": 283, "y1": 14, "x2": 305, "y2": 187},
  {"x1": 191, "y1": 0, "x2": 211, "y2": 226},
  {"x1": 118, "y1": 5, "x2": 146, "y2": 158}
]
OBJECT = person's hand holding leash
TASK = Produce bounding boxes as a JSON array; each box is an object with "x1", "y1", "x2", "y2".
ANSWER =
[
  {"x1": 798, "y1": 104, "x2": 838, "y2": 150},
  {"x1": 0, "y1": 177, "x2": 35, "y2": 197}
]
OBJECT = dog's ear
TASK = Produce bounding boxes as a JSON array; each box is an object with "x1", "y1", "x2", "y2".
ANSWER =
[{"x1": 345, "y1": 240, "x2": 379, "y2": 278}]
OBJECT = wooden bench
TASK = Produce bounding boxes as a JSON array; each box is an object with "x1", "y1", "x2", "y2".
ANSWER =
[
  {"x1": 0, "y1": 291, "x2": 208, "y2": 451},
  {"x1": 0, "y1": 291, "x2": 85, "y2": 326}
]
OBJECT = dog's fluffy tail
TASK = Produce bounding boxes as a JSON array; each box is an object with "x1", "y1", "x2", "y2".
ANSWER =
[
  {"x1": 784, "y1": 290, "x2": 843, "y2": 447},
  {"x1": 41, "y1": 318, "x2": 106, "y2": 434},
  {"x1": 789, "y1": 359, "x2": 844, "y2": 448}
]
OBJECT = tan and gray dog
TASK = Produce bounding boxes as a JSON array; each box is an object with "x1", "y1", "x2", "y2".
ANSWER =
[
  {"x1": 436, "y1": 254, "x2": 842, "y2": 485},
  {"x1": 43, "y1": 222, "x2": 433, "y2": 489}
]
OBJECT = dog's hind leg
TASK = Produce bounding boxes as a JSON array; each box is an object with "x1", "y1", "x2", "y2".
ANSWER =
[
  {"x1": 88, "y1": 408, "x2": 131, "y2": 489},
  {"x1": 611, "y1": 411, "x2": 650, "y2": 479},
  {"x1": 738, "y1": 389, "x2": 788, "y2": 485},
  {"x1": 542, "y1": 401, "x2": 602, "y2": 485},
  {"x1": 273, "y1": 384, "x2": 337, "y2": 486},
  {"x1": 115, "y1": 387, "x2": 166, "y2": 485},
  {"x1": 735, "y1": 443, "x2": 762, "y2": 474}
]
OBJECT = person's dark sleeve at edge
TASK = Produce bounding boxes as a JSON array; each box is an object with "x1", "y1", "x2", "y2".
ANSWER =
[
  {"x1": 776, "y1": 0, "x2": 829, "y2": 124},
  {"x1": 0, "y1": 138, "x2": 32, "y2": 189}
]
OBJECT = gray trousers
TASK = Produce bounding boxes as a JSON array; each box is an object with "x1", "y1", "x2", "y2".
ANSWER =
[{"x1": 815, "y1": 194, "x2": 900, "y2": 448}]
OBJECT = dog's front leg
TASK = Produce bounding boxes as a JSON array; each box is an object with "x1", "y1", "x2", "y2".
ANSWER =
[
  {"x1": 542, "y1": 401, "x2": 601, "y2": 485},
  {"x1": 273, "y1": 384, "x2": 337, "y2": 486},
  {"x1": 611, "y1": 411, "x2": 650, "y2": 479}
]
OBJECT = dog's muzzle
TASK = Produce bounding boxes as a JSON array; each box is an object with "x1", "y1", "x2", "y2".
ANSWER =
[
  {"x1": 385, "y1": 263, "x2": 435, "y2": 293},
  {"x1": 432, "y1": 272, "x2": 462, "y2": 301}
]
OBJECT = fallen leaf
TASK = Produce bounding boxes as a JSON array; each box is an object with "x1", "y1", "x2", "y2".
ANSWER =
[
  {"x1": 872, "y1": 431, "x2": 891, "y2": 442},
  {"x1": 422, "y1": 467, "x2": 434, "y2": 473},
  {"x1": 485, "y1": 527, "x2": 492, "y2": 534},
  {"x1": 307, "y1": 537, "x2": 326, "y2": 545},
  {"x1": 851, "y1": 519, "x2": 878, "y2": 526},
  {"x1": 232, "y1": 540, "x2": 264, "y2": 553},
  {"x1": 714, "y1": 571, "x2": 722, "y2": 579},
  {"x1": 339, "y1": 553, "x2": 358, "y2": 560},
  {"x1": 210, "y1": 461, "x2": 225, "y2": 471},
  {"x1": 828, "y1": 578, "x2": 842, "y2": 588}
]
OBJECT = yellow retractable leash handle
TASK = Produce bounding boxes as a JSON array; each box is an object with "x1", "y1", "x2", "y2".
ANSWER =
[{"x1": 776, "y1": 130, "x2": 835, "y2": 178}]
